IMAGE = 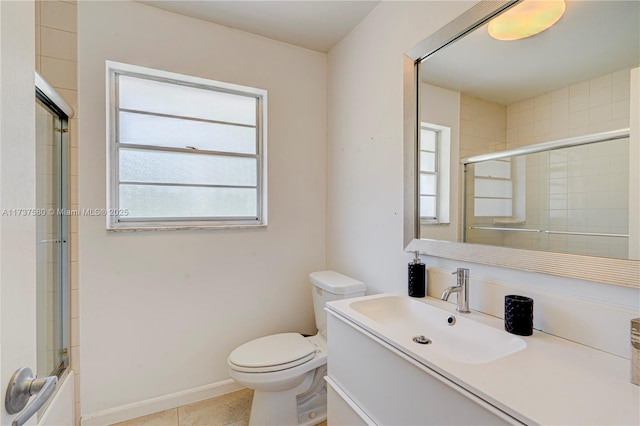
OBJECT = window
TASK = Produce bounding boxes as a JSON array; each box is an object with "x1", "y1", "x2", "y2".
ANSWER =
[
  {"x1": 419, "y1": 123, "x2": 450, "y2": 223},
  {"x1": 107, "y1": 62, "x2": 267, "y2": 230}
]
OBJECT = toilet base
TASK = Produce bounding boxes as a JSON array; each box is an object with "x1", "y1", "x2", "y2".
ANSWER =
[{"x1": 248, "y1": 366, "x2": 327, "y2": 426}]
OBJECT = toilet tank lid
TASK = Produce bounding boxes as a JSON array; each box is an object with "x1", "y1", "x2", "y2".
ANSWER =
[{"x1": 309, "y1": 270, "x2": 365, "y2": 294}]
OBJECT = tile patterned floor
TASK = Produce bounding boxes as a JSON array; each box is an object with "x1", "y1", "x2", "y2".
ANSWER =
[
  {"x1": 110, "y1": 389, "x2": 329, "y2": 426},
  {"x1": 111, "y1": 389, "x2": 252, "y2": 426}
]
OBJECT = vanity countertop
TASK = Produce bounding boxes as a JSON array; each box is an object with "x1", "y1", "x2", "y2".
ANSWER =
[{"x1": 327, "y1": 293, "x2": 640, "y2": 425}]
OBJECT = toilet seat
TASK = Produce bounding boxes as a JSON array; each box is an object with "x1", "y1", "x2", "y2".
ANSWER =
[{"x1": 228, "y1": 333, "x2": 317, "y2": 373}]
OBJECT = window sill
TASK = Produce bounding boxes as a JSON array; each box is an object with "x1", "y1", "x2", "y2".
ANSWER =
[{"x1": 107, "y1": 221, "x2": 267, "y2": 232}]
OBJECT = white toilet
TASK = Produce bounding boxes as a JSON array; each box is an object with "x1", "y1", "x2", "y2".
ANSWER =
[{"x1": 227, "y1": 270, "x2": 365, "y2": 426}]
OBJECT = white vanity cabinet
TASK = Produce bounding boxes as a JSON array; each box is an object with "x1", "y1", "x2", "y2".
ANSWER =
[{"x1": 326, "y1": 310, "x2": 521, "y2": 425}]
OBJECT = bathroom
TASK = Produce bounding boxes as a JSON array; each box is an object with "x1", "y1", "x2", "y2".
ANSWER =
[{"x1": 0, "y1": 0, "x2": 638, "y2": 425}]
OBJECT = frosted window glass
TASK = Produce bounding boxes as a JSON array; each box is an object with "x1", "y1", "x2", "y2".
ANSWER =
[
  {"x1": 475, "y1": 178, "x2": 512, "y2": 198},
  {"x1": 119, "y1": 75, "x2": 256, "y2": 126},
  {"x1": 420, "y1": 196, "x2": 436, "y2": 218},
  {"x1": 119, "y1": 149, "x2": 256, "y2": 187},
  {"x1": 420, "y1": 174, "x2": 437, "y2": 196},
  {"x1": 120, "y1": 185, "x2": 257, "y2": 218},
  {"x1": 119, "y1": 112, "x2": 256, "y2": 154},
  {"x1": 420, "y1": 128, "x2": 436, "y2": 151},
  {"x1": 475, "y1": 160, "x2": 511, "y2": 178},
  {"x1": 420, "y1": 152, "x2": 436, "y2": 172},
  {"x1": 475, "y1": 199, "x2": 512, "y2": 217}
]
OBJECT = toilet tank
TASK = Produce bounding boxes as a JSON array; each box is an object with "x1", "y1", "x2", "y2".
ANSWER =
[{"x1": 310, "y1": 271, "x2": 365, "y2": 336}]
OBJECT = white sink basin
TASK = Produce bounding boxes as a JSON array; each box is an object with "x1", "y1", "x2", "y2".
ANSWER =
[{"x1": 349, "y1": 295, "x2": 526, "y2": 364}]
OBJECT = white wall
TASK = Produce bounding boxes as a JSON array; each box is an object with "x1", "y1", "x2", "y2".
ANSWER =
[
  {"x1": 0, "y1": 1, "x2": 38, "y2": 425},
  {"x1": 419, "y1": 83, "x2": 460, "y2": 242},
  {"x1": 78, "y1": 1, "x2": 327, "y2": 416},
  {"x1": 327, "y1": 1, "x2": 475, "y2": 293},
  {"x1": 326, "y1": 0, "x2": 475, "y2": 291},
  {"x1": 326, "y1": 0, "x2": 638, "y2": 340}
]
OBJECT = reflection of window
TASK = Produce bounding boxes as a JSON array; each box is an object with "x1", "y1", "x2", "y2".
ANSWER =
[
  {"x1": 107, "y1": 62, "x2": 267, "y2": 230},
  {"x1": 420, "y1": 126, "x2": 438, "y2": 220},
  {"x1": 474, "y1": 159, "x2": 512, "y2": 216},
  {"x1": 419, "y1": 123, "x2": 450, "y2": 223}
]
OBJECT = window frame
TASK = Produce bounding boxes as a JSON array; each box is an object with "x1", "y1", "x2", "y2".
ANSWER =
[
  {"x1": 106, "y1": 61, "x2": 268, "y2": 231},
  {"x1": 419, "y1": 122, "x2": 451, "y2": 225},
  {"x1": 419, "y1": 125, "x2": 440, "y2": 221}
]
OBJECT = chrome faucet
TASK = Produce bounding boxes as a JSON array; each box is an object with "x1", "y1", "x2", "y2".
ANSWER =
[{"x1": 441, "y1": 268, "x2": 470, "y2": 313}]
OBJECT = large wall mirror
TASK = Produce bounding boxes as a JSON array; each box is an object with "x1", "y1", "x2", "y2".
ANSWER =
[{"x1": 404, "y1": 0, "x2": 639, "y2": 287}]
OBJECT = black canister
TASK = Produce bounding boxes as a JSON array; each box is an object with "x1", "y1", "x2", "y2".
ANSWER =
[
  {"x1": 408, "y1": 254, "x2": 426, "y2": 298},
  {"x1": 504, "y1": 295, "x2": 533, "y2": 336}
]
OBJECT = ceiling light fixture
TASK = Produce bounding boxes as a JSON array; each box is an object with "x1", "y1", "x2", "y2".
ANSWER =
[{"x1": 488, "y1": 0, "x2": 566, "y2": 41}]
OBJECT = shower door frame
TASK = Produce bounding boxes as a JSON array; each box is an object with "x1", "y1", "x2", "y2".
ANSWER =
[{"x1": 35, "y1": 72, "x2": 71, "y2": 380}]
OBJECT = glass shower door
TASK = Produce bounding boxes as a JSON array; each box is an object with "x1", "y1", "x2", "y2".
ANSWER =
[{"x1": 35, "y1": 96, "x2": 69, "y2": 380}]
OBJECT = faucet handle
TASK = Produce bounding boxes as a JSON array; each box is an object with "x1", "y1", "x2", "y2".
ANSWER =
[{"x1": 451, "y1": 268, "x2": 470, "y2": 287}]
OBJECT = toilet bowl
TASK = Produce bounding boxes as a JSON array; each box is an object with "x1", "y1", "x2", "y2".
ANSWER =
[{"x1": 227, "y1": 271, "x2": 365, "y2": 426}]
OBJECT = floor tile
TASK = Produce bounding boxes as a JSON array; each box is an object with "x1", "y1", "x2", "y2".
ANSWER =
[
  {"x1": 111, "y1": 408, "x2": 178, "y2": 426},
  {"x1": 178, "y1": 389, "x2": 253, "y2": 426}
]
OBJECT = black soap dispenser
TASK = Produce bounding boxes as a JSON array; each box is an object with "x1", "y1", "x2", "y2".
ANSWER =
[{"x1": 408, "y1": 252, "x2": 426, "y2": 298}]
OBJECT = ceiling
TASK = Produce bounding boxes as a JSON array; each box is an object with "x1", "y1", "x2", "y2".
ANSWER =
[
  {"x1": 139, "y1": 0, "x2": 381, "y2": 52},
  {"x1": 420, "y1": 0, "x2": 640, "y2": 105},
  {"x1": 137, "y1": 1, "x2": 639, "y2": 103}
]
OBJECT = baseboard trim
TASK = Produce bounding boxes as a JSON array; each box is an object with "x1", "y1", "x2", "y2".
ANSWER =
[{"x1": 80, "y1": 379, "x2": 244, "y2": 426}]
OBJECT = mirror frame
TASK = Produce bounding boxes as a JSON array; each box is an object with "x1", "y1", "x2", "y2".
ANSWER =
[{"x1": 403, "y1": 0, "x2": 640, "y2": 288}]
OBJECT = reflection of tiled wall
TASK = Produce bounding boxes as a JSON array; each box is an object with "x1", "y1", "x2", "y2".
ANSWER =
[
  {"x1": 35, "y1": 1, "x2": 80, "y2": 423},
  {"x1": 505, "y1": 69, "x2": 631, "y2": 258},
  {"x1": 460, "y1": 94, "x2": 507, "y2": 157},
  {"x1": 460, "y1": 95, "x2": 507, "y2": 246},
  {"x1": 509, "y1": 140, "x2": 630, "y2": 259},
  {"x1": 506, "y1": 68, "x2": 631, "y2": 147},
  {"x1": 463, "y1": 70, "x2": 631, "y2": 258}
]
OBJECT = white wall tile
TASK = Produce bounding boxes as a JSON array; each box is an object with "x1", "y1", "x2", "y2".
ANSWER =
[
  {"x1": 611, "y1": 99, "x2": 629, "y2": 120},
  {"x1": 612, "y1": 80, "x2": 631, "y2": 102},
  {"x1": 612, "y1": 67, "x2": 631, "y2": 84},
  {"x1": 534, "y1": 93, "x2": 549, "y2": 106},
  {"x1": 71, "y1": 289, "x2": 79, "y2": 319},
  {"x1": 569, "y1": 94, "x2": 589, "y2": 112},
  {"x1": 610, "y1": 117, "x2": 630, "y2": 130},
  {"x1": 569, "y1": 109, "x2": 588, "y2": 129},
  {"x1": 610, "y1": 209, "x2": 629, "y2": 228},
  {"x1": 40, "y1": 56, "x2": 76, "y2": 90},
  {"x1": 41, "y1": 27, "x2": 77, "y2": 62},
  {"x1": 517, "y1": 107, "x2": 534, "y2": 125},
  {"x1": 589, "y1": 74, "x2": 612, "y2": 92},
  {"x1": 41, "y1": 0, "x2": 77, "y2": 33},
  {"x1": 588, "y1": 191, "x2": 610, "y2": 210},
  {"x1": 568, "y1": 192, "x2": 588, "y2": 209},
  {"x1": 610, "y1": 172, "x2": 629, "y2": 192},
  {"x1": 35, "y1": 0, "x2": 41, "y2": 25},
  {"x1": 587, "y1": 208, "x2": 610, "y2": 227},
  {"x1": 588, "y1": 104, "x2": 611, "y2": 124},
  {"x1": 570, "y1": 80, "x2": 589, "y2": 97},
  {"x1": 519, "y1": 98, "x2": 534, "y2": 111},
  {"x1": 589, "y1": 86, "x2": 612, "y2": 108},
  {"x1": 610, "y1": 190, "x2": 629, "y2": 209},
  {"x1": 35, "y1": 25, "x2": 41, "y2": 56},
  {"x1": 533, "y1": 119, "x2": 550, "y2": 138},
  {"x1": 550, "y1": 86, "x2": 569, "y2": 102},
  {"x1": 533, "y1": 103, "x2": 550, "y2": 122}
]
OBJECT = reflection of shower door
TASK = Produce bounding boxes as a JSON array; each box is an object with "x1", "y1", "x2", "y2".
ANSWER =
[{"x1": 35, "y1": 94, "x2": 69, "y2": 381}]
